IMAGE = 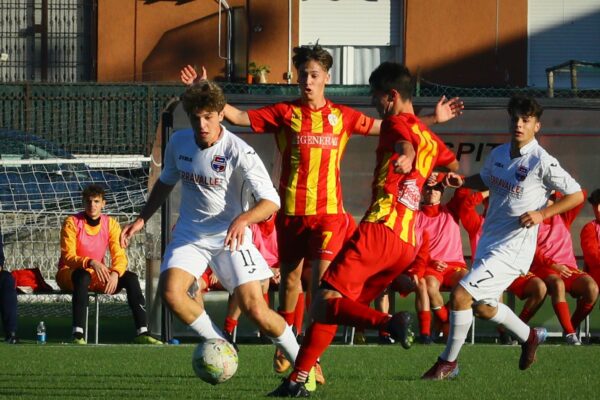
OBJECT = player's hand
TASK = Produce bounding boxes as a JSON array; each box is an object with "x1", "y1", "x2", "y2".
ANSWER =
[
  {"x1": 120, "y1": 218, "x2": 144, "y2": 248},
  {"x1": 393, "y1": 155, "x2": 413, "y2": 174},
  {"x1": 519, "y1": 210, "x2": 544, "y2": 228},
  {"x1": 208, "y1": 274, "x2": 219, "y2": 287},
  {"x1": 443, "y1": 172, "x2": 463, "y2": 188},
  {"x1": 433, "y1": 260, "x2": 448, "y2": 272},
  {"x1": 552, "y1": 264, "x2": 573, "y2": 278},
  {"x1": 90, "y1": 260, "x2": 111, "y2": 284},
  {"x1": 427, "y1": 172, "x2": 439, "y2": 186},
  {"x1": 434, "y1": 96, "x2": 464, "y2": 124},
  {"x1": 103, "y1": 272, "x2": 119, "y2": 295},
  {"x1": 180, "y1": 65, "x2": 207, "y2": 85},
  {"x1": 270, "y1": 268, "x2": 281, "y2": 285},
  {"x1": 225, "y1": 215, "x2": 250, "y2": 251}
]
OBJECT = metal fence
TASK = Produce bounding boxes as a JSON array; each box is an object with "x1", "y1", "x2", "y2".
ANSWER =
[
  {"x1": 1, "y1": 81, "x2": 598, "y2": 157},
  {"x1": 0, "y1": 83, "x2": 181, "y2": 155}
]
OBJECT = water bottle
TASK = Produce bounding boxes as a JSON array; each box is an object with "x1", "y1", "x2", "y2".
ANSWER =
[{"x1": 37, "y1": 321, "x2": 46, "y2": 344}]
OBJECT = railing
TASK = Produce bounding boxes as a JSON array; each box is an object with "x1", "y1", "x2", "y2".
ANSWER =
[{"x1": 2, "y1": 82, "x2": 599, "y2": 157}]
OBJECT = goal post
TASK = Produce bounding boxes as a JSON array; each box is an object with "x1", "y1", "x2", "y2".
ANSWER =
[{"x1": 0, "y1": 156, "x2": 151, "y2": 281}]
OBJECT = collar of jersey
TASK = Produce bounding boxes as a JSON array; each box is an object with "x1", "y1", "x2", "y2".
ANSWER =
[{"x1": 518, "y1": 138, "x2": 538, "y2": 156}]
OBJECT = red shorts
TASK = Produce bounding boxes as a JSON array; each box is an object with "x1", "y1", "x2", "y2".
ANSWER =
[
  {"x1": 322, "y1": 222, "x2": 416, "y2": 303},
  {"x1": 424, "y1": 262, "x2": 468, "y2": 290},
  {"x1": 277, "y1": 213, "x2": 349, "y2": 263},
  {"x1": 534, "y1": 267, "x2": 588, "y2": 293},
  {"x1": 507, "y1": 272, "x2": 537, "y2": 299}
]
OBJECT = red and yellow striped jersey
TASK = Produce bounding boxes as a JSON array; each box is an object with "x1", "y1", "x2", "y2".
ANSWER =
[
  {"x1": 248, "y1": 99, "x2": 374, "y2": 216},
  {"x1": 363, "y1": 113, "x2": 456, "y2": 245}
]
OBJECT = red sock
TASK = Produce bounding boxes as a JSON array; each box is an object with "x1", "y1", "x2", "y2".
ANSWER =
[
  {"x1": 325, "y1": 297, "x2": 390, "y2": 330},
  {"x1": 223, "y1": 317, "x2": 238, "y2": 335},
  {"x1": 294, "y1": 292, "x2": 306, "y2": 335},
  {"x1": 519, "y1": 307, "x2": 534, "y2": 324},
  {"x1": 289, "y1": 322, "x2": 337, "y2": 382},
  {"x1": 263, "y1": 292, "x2": 270, "y2": 307},
  {"x1": 433, "y1": 305, "x2": 449, "y2": 323},
  {"x1": 418, "y1": 310, "x2": 432, "y2": 336},
  {"x1": 553, "y1": 301, "x2": 575, "y2": 334},
  {"x1": 278, "y1": 309, "x2": 295, "y2": 327},
  {"x1": 571, "y1": 300, "x2": 595, "y2": 328}
]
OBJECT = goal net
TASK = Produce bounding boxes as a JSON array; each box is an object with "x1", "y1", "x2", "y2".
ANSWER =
[{"x1": 0, "y1": 156, "x2": 150, "y2": 281}]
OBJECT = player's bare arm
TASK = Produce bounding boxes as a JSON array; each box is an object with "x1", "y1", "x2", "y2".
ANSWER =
[
  {"x1": 368, "y1": 96, "x2": 464, "y2": 136},
  {"x1": 120, "y1": 179, "x2": 176, "y2": 248},
  {"x1": 444, "y1": 173, "x2": 488, "y2": 191},
  {"x1": 393, "y1": 140, "x2": 415, "y2": 174},
  {"x1": 520, "y1": 191, "x2": 584, "y2": 228},
  {"x1": 420, "y1": 96, "x2": 464, "y2": 126},
  {"x1": 225, "y1": 199, "x2": 279, "y2": 251},
  {"x1": 224, "y1": 104, "x2": 251, "y2": 127}
]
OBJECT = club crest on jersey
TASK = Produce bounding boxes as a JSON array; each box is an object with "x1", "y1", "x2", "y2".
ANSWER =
[
  {"x1": 211, "y1": 155, "x2": 227, "y2": 172},
  {"x1": 515, "y1": 165, "x2": 529, "y2": 182},
  {"x1": 328, "y1": 113, "x2": 338, "y2": 126}
]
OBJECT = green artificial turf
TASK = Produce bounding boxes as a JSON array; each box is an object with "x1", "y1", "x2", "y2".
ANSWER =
[{"x1": 1, "y1": 342, "x2": 599, "y2": 399}]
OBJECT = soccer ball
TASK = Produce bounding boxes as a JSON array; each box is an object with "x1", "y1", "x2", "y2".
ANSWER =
[{"x1": 192, "y1": 338, "x2": 238, "y2": 385}]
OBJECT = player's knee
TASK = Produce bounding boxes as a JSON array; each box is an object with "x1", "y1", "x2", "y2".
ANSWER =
[
  {"x1": 239, "y1": 298, "x2": 267, "y2": 323},
  {"x1": 586, "y1": 279, "x2": 599, "y2": 300},
  {"x1": 545, "y1": 276, "x2": 562, "y2": 294},
  {"x1": 425, "y1": 277, "x2": 439, "y2": 292},
  {"x1": 472, "y1": 302, "x2": 496, "y2": 319},
  {"x1": 450, "y1": 285, "x2": 472, "y2": 309},
  {"x1": 530, "y1": 279, "x2": 547, "y2": 300},
  {"x1": 72, "y1": 268, "x2": 91, "y2": 287},
  {"x1": 160, "y1": 283, "x2": 186, "y2": 309}
]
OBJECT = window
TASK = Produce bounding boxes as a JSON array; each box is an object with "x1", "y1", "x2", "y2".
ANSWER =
[{"x1": 0, "y1": 0, "x2": 95, "y2": 82}]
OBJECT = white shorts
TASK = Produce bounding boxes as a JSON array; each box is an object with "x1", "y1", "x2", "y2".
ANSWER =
[
  {"x1": 459, "y1": 256, "x2": 526, "y2": 305},
  {"x1": 161, "y1": 230, "x2": 273, "y2": 293}
]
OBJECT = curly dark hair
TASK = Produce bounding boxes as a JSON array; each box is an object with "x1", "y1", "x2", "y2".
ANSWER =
[
  {"x1": 292, "y1": 43, "x2": 333, "y2": 72},
  {"x1": 507, "y1": 95, "x2": 544, "y2": 119},
  {"x1": 82, "y1": 184, "x2": 106, "y2": 200},
  {"x1": 181, "y1": 80, "x2": 226, "y2": 115}
]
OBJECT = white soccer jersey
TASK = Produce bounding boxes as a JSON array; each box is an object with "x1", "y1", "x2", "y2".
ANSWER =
[
  {"x1": 160, "y1": 126, "x2": 280, "y2": 241},
  {"x1": 476, "y1": 139, "x2": 581, "y2": 272}
]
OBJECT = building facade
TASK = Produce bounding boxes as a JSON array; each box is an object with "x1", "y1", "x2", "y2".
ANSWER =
[{"x1": 0, "y1": 0, "x2": 598, "y2": 89}]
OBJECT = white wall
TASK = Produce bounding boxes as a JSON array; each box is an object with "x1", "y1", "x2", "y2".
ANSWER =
[{"x1": 528, "y1": 0, "x2": 600, "y2": 88}]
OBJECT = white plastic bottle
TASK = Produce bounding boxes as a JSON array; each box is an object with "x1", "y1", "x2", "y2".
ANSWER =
[{"x1": 36, "y1": 321, "x2": 46, "y2": 344}]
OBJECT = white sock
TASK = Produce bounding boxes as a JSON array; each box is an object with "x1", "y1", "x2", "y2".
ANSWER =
[
  {"x1": 136, "y1": 327, "x2": 148, "y2": 335},
  {"x1": 440, "y1": 309, "x2": 473, "y2": 362},
  {"x1": 189, "y1": 311, "x2": 226, "y2": 340},
  {"x1": 489, "y1": 303, "x2": 530, "y2": 342},
  {"x1": 73, "y1": 326, "x2": 84, "y2": 334},
  {"x1": 268, "y1": 324, "x2": 299, "y2": 364}
]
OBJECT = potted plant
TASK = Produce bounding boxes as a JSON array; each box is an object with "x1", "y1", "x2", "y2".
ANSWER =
[{"x1": 248, "y1": 62, "x2": 270, "y2": 84}]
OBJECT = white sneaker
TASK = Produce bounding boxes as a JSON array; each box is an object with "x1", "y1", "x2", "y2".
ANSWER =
[{"x1": 566, "y1": 333, "x2": 582, "y2": 346}]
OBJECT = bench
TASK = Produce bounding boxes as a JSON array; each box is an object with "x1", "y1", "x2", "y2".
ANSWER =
[{"x1": 17, "y1": 288, "x2": 128, "y2": 344}]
